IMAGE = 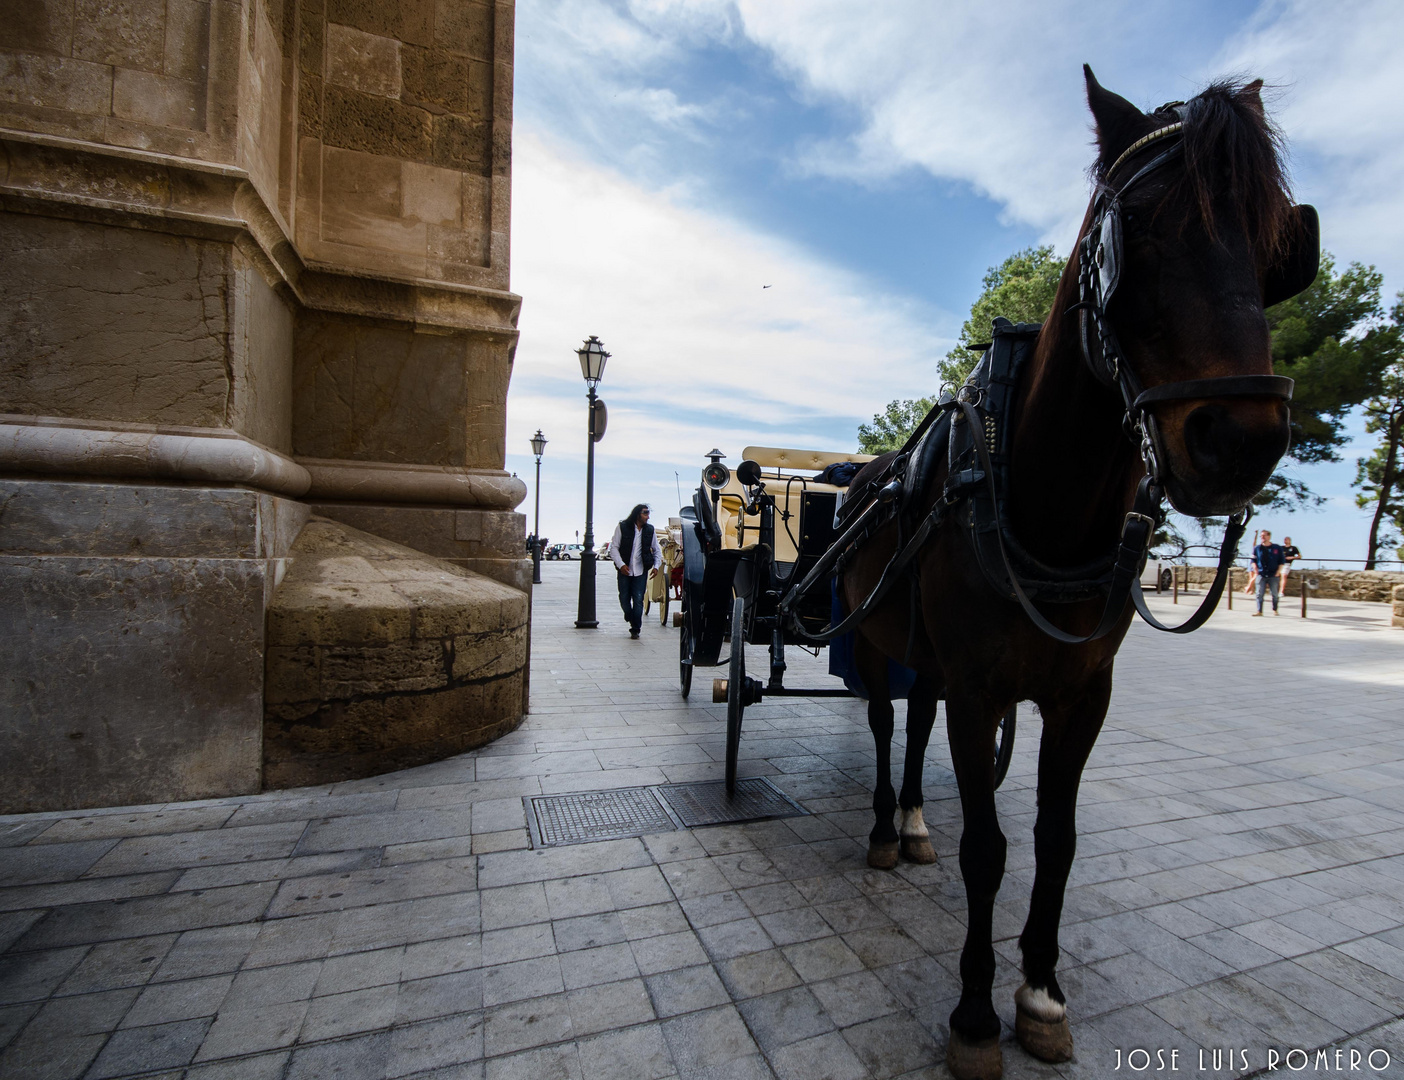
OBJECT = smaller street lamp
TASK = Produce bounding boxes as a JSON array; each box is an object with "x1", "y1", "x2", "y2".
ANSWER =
[{"x1": 530, "y1": 429, "x2": 547, "y2": 585}]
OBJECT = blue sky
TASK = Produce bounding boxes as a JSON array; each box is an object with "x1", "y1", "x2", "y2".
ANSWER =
[{"x1": 503, "y1": 0, "x2": 1404, "y2": 568}]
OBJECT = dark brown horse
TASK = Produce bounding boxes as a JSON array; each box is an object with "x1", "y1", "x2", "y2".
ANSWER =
[{"x1": 843, "y1": 69, "x2": 1301, "y2": 1079}]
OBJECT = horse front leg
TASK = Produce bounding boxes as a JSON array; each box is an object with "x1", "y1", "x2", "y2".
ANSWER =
[
  {"x1": 897, "y1": 674, "x2": 939, "y2": 864},
  {"x1": 1014, "y1": 669, "x2": 1111, "y2": 1065},
  {"x1": 945, "y1": 689, "x2": 1008, "y2": 1080},
  {"x1": 856, "y1": 636, "x2": 900, "y2": 869}
]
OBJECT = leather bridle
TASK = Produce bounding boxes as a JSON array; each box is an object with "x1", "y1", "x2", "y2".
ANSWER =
[{"x1": 1072, "y1": 109, "x2": 1294, "y2": 490}]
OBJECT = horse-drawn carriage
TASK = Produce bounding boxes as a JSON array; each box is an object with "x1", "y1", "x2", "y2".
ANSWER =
[{"x1": 676, "y1": 445, "x2": 1019, "y2": 793}]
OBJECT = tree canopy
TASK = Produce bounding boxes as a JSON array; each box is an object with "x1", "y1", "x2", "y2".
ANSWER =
[
  {"x1": 857, "y1": 246, "x2": 1066, "y2": 454},
  {"x1": 938, "y1": 246, "x2": 1066, "y2": 387},
  {"x1": 1353, "y1": 293, "x2": 1404, "y2": 566}
]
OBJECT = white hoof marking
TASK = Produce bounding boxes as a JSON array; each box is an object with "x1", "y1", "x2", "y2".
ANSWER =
[
  {"x1": 899, "y1": 806, "x2": 928, "y2": 839},
  {"x1": 1016, "y1": 982, "x2": 1065, "y2": 1022}
]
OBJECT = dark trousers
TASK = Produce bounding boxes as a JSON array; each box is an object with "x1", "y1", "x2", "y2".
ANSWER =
[{"x1": 617, "y1": 571, "x2": 647, "y2": 631}]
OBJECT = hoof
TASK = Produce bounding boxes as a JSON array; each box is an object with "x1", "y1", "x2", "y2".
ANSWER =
[
  {"x1": 946, "y1": 1030, "x2": 1002, "y2": 1080},
  {"x1": 900, "y1": 835, "x2": 936, "y2": 863},
  {"x1": 1015, "y1": 1006, "x2": 1072, "y2": 1063},
  {"x1": 866, "y1": 842, "x2": 900, "y2": 870}
]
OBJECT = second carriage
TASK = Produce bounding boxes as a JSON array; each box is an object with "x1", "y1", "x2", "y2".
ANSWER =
[{"x1": 675, "y1": 446, "x2": 1018, "y2": 793}]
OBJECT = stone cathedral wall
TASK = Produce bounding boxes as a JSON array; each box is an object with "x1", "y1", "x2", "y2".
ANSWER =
[{"x1": 0, "y1": 0, "x2": 530, "y2": 812}]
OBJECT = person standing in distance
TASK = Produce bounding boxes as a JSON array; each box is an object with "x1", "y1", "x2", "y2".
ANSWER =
[
  {"x1": 611, "y1": 504, "x2": 662, "y2": 639},
  {"x1": 1251, "y1": 529, "x2": 1287, "y2": 616},
  {"x1": 1279, "y1": 536, "x2": 1300, "y2": 596}
]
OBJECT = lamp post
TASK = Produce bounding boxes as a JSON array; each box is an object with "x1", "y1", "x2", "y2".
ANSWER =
[
  {"x1": 530, "y1": 429, "x2": 547, "y2": 585},
  {"x1": 575, "y1": 336, "x2": 609, "y2": 629}
]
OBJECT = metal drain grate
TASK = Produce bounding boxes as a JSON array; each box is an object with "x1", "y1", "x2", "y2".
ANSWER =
[
  {"x1": 526, "y1": 787, "x2": 680, "y2": 848},
  {"x1": 656, "y1": 778, "x2": 805, "y2": 828},
  {"x1": 524, "y1": 778, "x2": 807, "y2": 847}
]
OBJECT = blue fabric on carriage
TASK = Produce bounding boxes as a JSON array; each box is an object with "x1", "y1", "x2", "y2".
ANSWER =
[
  {"x1": 827, "y1": 579, "x2": 917, "y2": 701},
  {"x1": 813, "y1": 461, "x2": 860, "y2": 487}
]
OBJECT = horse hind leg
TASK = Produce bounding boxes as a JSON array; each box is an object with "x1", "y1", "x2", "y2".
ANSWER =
[
  {"x1": 897, "y1": 675, "x2": 939, "y2": 864},
  {"x1": 856, "y1": 637, "x2": 900, "y2": 869}
]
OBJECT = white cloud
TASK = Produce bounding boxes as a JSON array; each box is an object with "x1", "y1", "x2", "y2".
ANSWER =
[
  {"x1": 506, "y1": 131, "x2": 949, "y2": 524},
  {"x1": 1216, "y1": 0, "x2": 1404, "y2": 288}
]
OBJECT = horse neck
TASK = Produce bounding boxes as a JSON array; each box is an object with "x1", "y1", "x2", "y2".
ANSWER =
[{"x1": 1007, "y1": 269, "x2": 1143, "y2": 566}]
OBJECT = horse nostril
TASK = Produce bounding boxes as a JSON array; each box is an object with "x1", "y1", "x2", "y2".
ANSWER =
[
  {"x1": 1182, "y1": 405, "x2": 1241, "y2": 474},
  {"x1": 1181, "y1": 404, "x2": 1286, "y2": 479}
]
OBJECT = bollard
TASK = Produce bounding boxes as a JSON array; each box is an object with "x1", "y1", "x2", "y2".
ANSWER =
[
  {"x1": 1172, "y1": 565, "x2": 1178, "y2": 604},
  {"x1": 1301, "y1": 580, "x2": 1307, "y2": 618},
  {"x1": 1227, "y1": 569, "x2": 1232, "y2": 610}
]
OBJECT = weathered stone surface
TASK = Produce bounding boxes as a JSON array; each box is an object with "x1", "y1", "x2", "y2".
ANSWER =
[
  {"x1": 310, "y1": 504, "x2": 528, "y2": 590},
  {"x1": 0, "y1": 215, "x2": 229, "y2": 429},
  {"x1": 292, "y1": 312, "x2": 511, "y2": 468},
  {"x1": 262, "y1": 517, "x2": 527, "y2": 788},
  {"x1": 0, "y1": 481, "x2": 309, "y2": 559},
  {"x1": 0, "y1": 217, "x2": 294, "y2": 453},
  {"x1": 1393, "y1": 584, "x2": 1403, "y2": 628},
  {"x1": 0, "y1": 554, "x2": 267, "y2": 813},
  {"x1": 326, "y1": 23, "x2": 402, "y2": 98}
]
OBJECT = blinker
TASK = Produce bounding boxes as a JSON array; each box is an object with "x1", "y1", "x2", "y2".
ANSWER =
[
  {"x1": 1262, "y1": 204, "x2": 1320, "y2": 308},
  {"x1": 1096, "y1": 208, "x2": 1123, "y2": 305}
]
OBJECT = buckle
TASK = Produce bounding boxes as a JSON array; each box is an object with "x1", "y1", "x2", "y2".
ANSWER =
[{"x1": 1122, "y1": 511, "x2": 1156, "y2": 544}]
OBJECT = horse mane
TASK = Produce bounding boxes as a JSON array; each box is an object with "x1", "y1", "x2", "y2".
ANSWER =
[{"x1": 1101, "y1": 79, "x2": 1296, "y2": 265}]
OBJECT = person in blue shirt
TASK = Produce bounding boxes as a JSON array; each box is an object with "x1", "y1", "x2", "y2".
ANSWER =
[{"x1": 1252, "y1": 529, "x2": 1287, "y2": 615}]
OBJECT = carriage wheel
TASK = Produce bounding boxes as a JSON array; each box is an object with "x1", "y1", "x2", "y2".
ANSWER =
[
  {"x1": 993, "y1": 704, "x2": 1017, "y2": 789},
  {"x1": 679, "y1": 605, "x2": 693, "y2": 699},
  {"x1": 725, "y1": 597, "x2": 745, "y2": 794},
  {"x1": 660, "y1": 591, "x2": 670, "y2": 626}
]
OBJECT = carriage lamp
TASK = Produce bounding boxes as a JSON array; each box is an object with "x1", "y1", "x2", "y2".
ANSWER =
[
  {"x1": 575, "y1": 337, "x2": 609, "y2": 629},
  {"x1": 530, "y1": 430, "x2": 547, "y2": 585},
  {"x1": 703, "y1": 461, "x2": 731, "y2": 490}
]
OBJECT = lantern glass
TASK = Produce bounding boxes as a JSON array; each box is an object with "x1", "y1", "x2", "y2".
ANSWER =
[
  {"x1": 577, "y1": 336, "x2": 609, "y2": 385},
  {"x1": 530, "y1": 430, "x2": 547, "y2": 457}
]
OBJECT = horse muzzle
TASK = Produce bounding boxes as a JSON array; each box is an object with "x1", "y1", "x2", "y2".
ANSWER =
[{"x1": 1160, "y1": 400, "x2": 1291, "y2": 516}]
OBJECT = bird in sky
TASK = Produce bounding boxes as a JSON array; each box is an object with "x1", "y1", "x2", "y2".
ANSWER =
[{"x1": 762, "y1": 284, "x2": 772, "y2": 289}]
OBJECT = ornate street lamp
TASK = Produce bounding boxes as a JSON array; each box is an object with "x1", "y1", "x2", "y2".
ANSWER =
[
  {"x1": 529, "y1": 429, "x2": 547, "y2": 585},
  {"x1": 574, "y1": 336, "x2": 609, "y2": 629}
]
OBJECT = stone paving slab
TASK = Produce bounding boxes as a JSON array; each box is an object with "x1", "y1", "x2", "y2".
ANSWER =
[{"x1": 1, "y1": 562, "x2": 1402, "y2": 1078}]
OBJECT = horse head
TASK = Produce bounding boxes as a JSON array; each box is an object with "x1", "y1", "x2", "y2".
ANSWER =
[{"x1": 1081, "y1": 67, "x2": 1315, "y2": 516}]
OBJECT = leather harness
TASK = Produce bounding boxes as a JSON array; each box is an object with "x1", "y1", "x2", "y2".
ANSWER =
[{"x1": 780, "y1": 113, "x2": 1307, "y2": 646}]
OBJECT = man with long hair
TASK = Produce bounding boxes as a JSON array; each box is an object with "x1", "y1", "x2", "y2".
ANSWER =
[{"x1": 610, "y1": 504, "x2": 662, "y2": 638}]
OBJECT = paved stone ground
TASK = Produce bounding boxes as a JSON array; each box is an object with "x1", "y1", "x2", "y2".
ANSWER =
[{"x1": 3, "y1": 560, "x2": 1403, "y2": 1080}]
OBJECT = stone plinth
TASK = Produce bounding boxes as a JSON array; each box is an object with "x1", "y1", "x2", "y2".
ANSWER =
[
  {"x1": 0, "y1": 480, "x2": 309, "y2": 812},
  {"x1": 263, "y1": 517, "x2": 526, "y2": 787},
  {"x1": 1393, "y1": 584, "x2": 1403, "y2": 628}
]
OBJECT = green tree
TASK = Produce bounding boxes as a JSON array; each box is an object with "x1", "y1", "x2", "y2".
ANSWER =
[
  {"x1": 857, "y1": 246, "x2": 1066, "y2": 452},
  {"x1": 1267, "y1": 255, "x2": 1393, "y2": 476},
  {"x1": 857, "y1": 397, "x2": 935, "y2": 454},
  {"x1": 1353, "y1": 293, "x2": 1404, "y2": 568},
  {"x1": 938, "y1": 245, "x2": 1067, "y2": 386}
]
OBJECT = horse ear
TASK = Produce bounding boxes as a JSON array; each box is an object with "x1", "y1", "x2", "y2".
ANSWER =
[
  {"x1": 1239, "y1": 78, "x2": 1266, "y2": 115},
  {"x1": 1084, "y1": 64, "x2": 1144, "y2": 168}
]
